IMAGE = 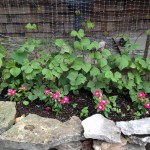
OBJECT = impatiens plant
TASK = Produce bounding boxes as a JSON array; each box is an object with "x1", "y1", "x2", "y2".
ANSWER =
[
  {"x1": 7, "y1": 85, "x2": 29, "y2": 105},
  {"x1": 44, "y1": 89, "x2": 69, "y2": 113},
  {"x1": 93, "y1": 90, "x2": 112, "y2": 117},
  {"x1": 133, "y1": 92, "x2": 150, "y2": 118}
]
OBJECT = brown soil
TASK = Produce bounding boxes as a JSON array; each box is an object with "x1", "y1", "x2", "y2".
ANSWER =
[{"x1": 1, "y1": 89, "x2": 150, "y2": 122}]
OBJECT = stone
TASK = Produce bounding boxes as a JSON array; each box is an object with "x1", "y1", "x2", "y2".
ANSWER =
[
  {"x1": 0, "y1": 114, "x2": 84, "y2": 150},
  {"x1": 54, "y1": 141, "x2": 82, "y2": 150},
  {"x1": 0, "y1": 101, "x2": 16, "y2": 135},
  {"x1": 121, "y1": 143, "x2": 146, "y2": 150},
  {"x1": 82, "y1": 114, "x2": 121, "y2": 143},
  {"x1": 116, "y1": 118, "x2": 150, "y2": 136},
  {"x1": 93, "y1": 136, "x2": 127, "y2": 150},
  {"x1": 127, "y1": 136, "x2": 150, "y2": 146}
]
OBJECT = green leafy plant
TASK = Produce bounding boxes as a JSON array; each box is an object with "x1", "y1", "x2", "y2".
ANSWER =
[{"x1": 80, "y1": 107, "x2": 89, "y2": 118}]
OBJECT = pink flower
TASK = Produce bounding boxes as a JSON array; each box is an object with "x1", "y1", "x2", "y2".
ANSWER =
[
  {"x1": 56, "y1": 90, "x2": 61, "y2": 98},
  {"x1": 53, "y1": 91, "x2": 61, "y2": 100},
  {"x1": 8, "y1": 89, "x2": 16, "y2": 96},
  {"x1": 99, "y1": 95, "x2": 103, "y2": 102},
  {"x1": 53, "y1": 93, "x2": 59, "y2": 100},
  {"x1": 44, "y1": 89, "x2": 51, "y2": 95},
  {"x1": 138, "y1": 92, "x2": 146, "y2": 99},
  {"x1": 20, "y1": 85, "x2": 27, "y2": 90},
  {"x1": 44, "y1": 107, "x2": 51, "y2": 111},
  {"x1": 145, "y1": 102, "x2": 150, "y2": 109},
  {"x1": 97, "y1": 104, "x2": 104, "y2": 111},
  {"x1": 63, "y1": 96, "x2": 69, "y2": 103},
  {"x1": 60, "y1": 100, "x2": 66, "y2": 105},
  {"x1": 101, "y1": 100, "x2": 108, "y2": 105},
  {"x1": 94, "y1": 90, "x2": 101, "y2": 97}
]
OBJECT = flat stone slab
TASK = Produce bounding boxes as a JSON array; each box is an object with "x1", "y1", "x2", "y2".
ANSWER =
[
  {"x1": 0, "y1": 114, "x2": 84, "y2": 150},
  {"x1": 82, "y1": 114, "x2": 121, "y2": 143},
  {"x1": 116, "y1": 118, "x2": 150, "y2": 136},
  {"x1": 121, "y1": 143, "x2": 146, "y2": 150},
  {"x1": 55, "y1": 141, "x2": 82, "y2": 150},
  {"x1": 128, "y1": 136, "x2": 150, "y2": 146},
  {"x1": 0, "y1": 101, "x2": 16, "y2": 135}
]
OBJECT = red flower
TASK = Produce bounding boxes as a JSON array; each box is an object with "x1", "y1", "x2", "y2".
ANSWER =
[
  {"x1": 145, "y1": 102, "x2": 150, "y2": 109},
  {"x1": 20, "y1": 85, "x2": 27, "y2": 90},
  {"x1": 94, "y1": 90, "x2": 101, "y2": 97},
  {"x1": 60, "y1": 100, "x2": 66, "y2": 105},
  {"x1": 101, "y1": 100, "x2": 108, "y2": 105},
  {"x1": 44, "y1": 107, "x2": 51, "y2": 111},
  {"x1": 44, "y1": 89, "x2": 51, "y2": 95},
  {"x1": 8, "y1": 89, "x2": 16, "y2": 96},
  {"x1": 138, "y1": 92, "x2": 146, "y2": 99},
  {"x1": 63, "y1": 96, "x2": 69, "y2": 103},
  {"x1": 97, "y1": 104, "x2": 104, "y2": 111}
]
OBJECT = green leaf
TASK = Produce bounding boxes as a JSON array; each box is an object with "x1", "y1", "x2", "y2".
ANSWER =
[
  {"x1": 42, "y1": 68, "x2": 53, "y2": 80},
  {"x1": 23, "y1": 101, "x2": 29, "y2": 106},
  {"x1": 143, "y1": 81, "x2": 150, "y2": 93},
  {"x1": 118, "y1": 55, "x2": 129, "y2": 70},
  {"x1": 128, "y1": 73, "x2": 134, "y2": 80},
  {"x1": 74, "y1": 41, "x2": 82, "y2": 50},
  {"x1": 60, "y1": 43, "x2": 73, "y2": 54},
  {"x1": 105, "y1": 71, "x2": 113, "y2": 78},
  {"x1": 10, "y1": 67, "x2": 21, "y2": 77},
  {"x1": 82, "y1": 62, "x2": 91, "y2": 73},
  {"x1": 24, "y1": 67, "x2": 33, "y2": 74},
  {"x1": 99, "y1": 58, "x2": 107, "y2": 68},
  {"x1": 114, "y1": 72, "x2": 122, "y2": 80},
  {"x1": 87, "y1": 80, "x2": 95, "y2": 88},
  {"x1": 94, "y1": 52, "x2": 102, "y2": 59},
  {"x1": 55, "y1": 39, "x2": 65, "y2": 47},
  {"x1": 2, "y1": 69, "x2": 10, "y2": 79},
  {"x1": 77, "y1": 29, "x2": 85, "y2": 39},
  {"x1": 70, "y1": 30, "x2": 77, "y2": 37},
  {"x1": 76, "y1": 74, "x2": 87, "y2": 85},
  {"x1": 12, "y1": 51, "x2": 28, "y2": 65},
  {"x1": 67, "y1": 70, "x2": 78, "y2": 80},
  {"x1": 88, "y1": 41, "x2": 99, "y2": 50},
  {"x1": 31, "y1": 62, "x2": 41, "y2": 69},
  {"x1": 60, "y1": 63, "x2": 68, "y2": 71},
  {"x1": 90, "y1": 67, "x2": 100, "y2": 76},
  {"x1": 81, "y1": 38, "x2": 90, "y2": 50},
  {"x1": 102, "y1": 49, "x2": 111, "y2": 57},
  {"x1": 52, "y1": 70, "x2": 61, "y2": 78},
  {"x1": 71, "y1": 63, "x2": 82, "y2": 71}
]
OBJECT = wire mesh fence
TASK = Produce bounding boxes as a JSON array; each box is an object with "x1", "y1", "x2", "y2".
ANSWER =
[{"x1": 0, "y1": 0, "x2": 149, "y2": 39}]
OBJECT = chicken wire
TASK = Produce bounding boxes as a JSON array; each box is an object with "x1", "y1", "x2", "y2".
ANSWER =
[{"x1": 0, "y1": 0, "x2": 149, "y2": 39}]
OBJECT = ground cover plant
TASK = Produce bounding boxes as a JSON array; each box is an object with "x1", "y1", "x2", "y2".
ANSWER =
[{"x1": 0, "y1": 27, "x2": 150, "y2": 121}]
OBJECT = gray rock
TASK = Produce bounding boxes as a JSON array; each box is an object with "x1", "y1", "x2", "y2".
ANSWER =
[
  {"x1": 55, "y1": 141, "x2": 82, "y2": 150},
  {"x1": 82, "y1": 114, "x2": 121, "y2": 143},
  {"x1": 0, "y1": 114, "x2": 84, "y2": 150},
  {"x1": 116, "y1": 118, "x2": 150, "y2": 136},
  {"x1": 128, "y1": 136, "x2": 150, "y2": 146},
  {"x1": 0, "y1": 101, "x2": 16, "y2": 135},
  {"x1": 121, "y1": 143, "x2": 146, "y2": 150}
]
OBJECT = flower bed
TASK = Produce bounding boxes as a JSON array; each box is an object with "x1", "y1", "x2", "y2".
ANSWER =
[{"x1": 0, "y1": 27, "x2": 150, "y2": 122}]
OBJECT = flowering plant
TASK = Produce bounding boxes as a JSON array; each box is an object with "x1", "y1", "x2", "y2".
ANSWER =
[
  {"x1": 93, "y1": 90, "x2": 112, "y2": 117},
  {"x1": 44, "y1": 89, "x2": 69, "y2": 113},
  {"x1": 133, "y1": 92, "x2": 150, "y2": 118},
  {"x1": 7, "y1": 85, "x2": 29, "y2": 105}
]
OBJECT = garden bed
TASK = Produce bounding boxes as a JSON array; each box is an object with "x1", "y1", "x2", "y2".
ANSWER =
[{"x1": 1, "y1": 89, "x2": 149, "y2": 122}]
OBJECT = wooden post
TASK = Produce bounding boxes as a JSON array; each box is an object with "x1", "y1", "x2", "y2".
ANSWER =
[{"x1": 143, "y1": 34, "x2": 150, "y2": 59}]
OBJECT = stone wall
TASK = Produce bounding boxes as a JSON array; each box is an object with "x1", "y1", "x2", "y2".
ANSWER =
[
  {"x1": 0, "y1": 101, "x2": 150, "y2": 150},
  {"x1": 0, "y1": 0, "x2": 149, "y2": 38}
]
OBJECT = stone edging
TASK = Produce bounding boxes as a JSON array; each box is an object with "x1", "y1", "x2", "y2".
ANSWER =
[{"x1": 0, "y1": 101, "x2": 149, "y2": 150}]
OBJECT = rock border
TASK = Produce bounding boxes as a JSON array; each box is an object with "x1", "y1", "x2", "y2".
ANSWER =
[{"x1": 0, "y1": 101, "x2": 149, "y2": 150}]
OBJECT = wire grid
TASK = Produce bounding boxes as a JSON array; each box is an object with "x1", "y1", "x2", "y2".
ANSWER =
[{"x1": 0, "y1": 0, "x2": 149, "y2": 38}]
